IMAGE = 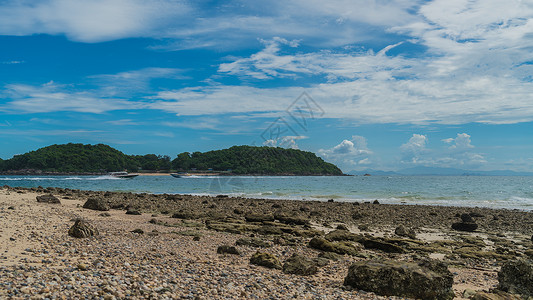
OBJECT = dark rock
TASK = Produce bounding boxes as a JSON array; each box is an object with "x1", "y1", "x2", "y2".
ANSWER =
[
  {"x1": 7, "y1": 206, "x2": 14, "y2": 210},
  {"x1": 131, "y1": 229, "x2": 144, "y2": 234},
  {"x1": 193, "y1": 236, "x2": 200, "y2": 241},
  {"x1": 309, "y1": 237, "x2": 359, "y2": 255},
  {"x1": 461, "y1": 213, "x2": 474, "y2": 223},
  {"x1": 325, "y1": 229, "x2": 361, "y2": 242},
  {"x1": 344, "y1": 259, "x2": 455, "y2": 300},
  {"x1": 233, "y1": 208, "x2": 243, "y2": 215},
  {"x1": 362, "y1": 238, "x2": 405, "y2": 253},
  {"x1": 274, "y1": 214, "x2": 310, "y2": 225},
  {"x1": 498, "y1": 259, "x2": 533, "y2": 297},
  {"x1": 99, "y1": 212, "x2": 111, "y2": 217},
  {"x1": 318, "y1": 251, "x2": 342, "y2": 261},
  {"x1": 68, "y1": 220, "x2": 99, "y2": 238},
  {"x1": 171, "y1": 211, "x2": 197, "y2": 219},
  {"x1": 235, "y1": 237, "x2": 271, "y2": 248},
  {"x1": 452, "y1": 222, "x2": 478, "y2": 232},
  {"x1": 216, "y1": 194, "x2": 228, "y2": 198},
  {"x1": 126, "y1": 209, "x2": 142, "y2": 215},
  {"x1": 82, "y1": 198, "x2": 109, "y2": 211},
  {"x1": 282, "y1": 254, "x2": 319, "y2": 275},
  {"x1": 245, "y1": 213, "x2": 274, "y2": 223},
  {"x1": 250, "y1": 251, "x2": 281, "y2": 269},
  {"x1": 395, "y1": 225, "x2": 416, "y2": 239},
  {"x1": 217, "y1": 245, "x2": 240, "y2": 255},
  {"x1": 373, "y1": 200, "x2": 380, "y2": 204},
  {"x1": 336, "y1": 224, "x2": 348, "y2": 230},
  {"x1": 36, "y1": 194, "x2": 61, "y2": 204},
  {"x1": 327, "y1": 199, "x2": 334, "y2": 202}
]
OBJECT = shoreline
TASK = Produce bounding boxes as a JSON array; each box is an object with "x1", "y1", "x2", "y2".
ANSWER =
[{"x1": 0, "y1": 185, "x2": 531, "y2": 298}]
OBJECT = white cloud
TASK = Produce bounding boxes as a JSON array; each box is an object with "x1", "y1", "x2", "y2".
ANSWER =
[
  {"x1": 1, "y1": 82, "x2": 138, "y2": 113},
  {"x1": 319, "y1": 135, "x2": 373, "y2": 168},
  {"x1": 263, "y1": 135, "x2": 307, "y2": 149},
  {"x1": 400, "y1": 134, "x2": 428, "y2": 163},
  {"x1": 0, "y1": 0, "x2": 191, "y2": 43},
  {"x1": 443, "y1": 133, "x2": 475, "y2": 151}
]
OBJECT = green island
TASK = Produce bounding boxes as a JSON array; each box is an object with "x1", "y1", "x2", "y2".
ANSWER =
[{"x1": 0, "y1": 143, "x2": 343, "y2": 175}]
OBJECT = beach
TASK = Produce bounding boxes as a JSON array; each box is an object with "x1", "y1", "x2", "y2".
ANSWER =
[{"x1": 0, "y1": 185, "x2": 532, "y2": 299}]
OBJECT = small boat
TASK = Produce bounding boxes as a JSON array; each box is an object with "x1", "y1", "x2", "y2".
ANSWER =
[
  {"x1": 109, "y1": 171, "x2": 139, "y2": 179},
  {"x1": 170, "y1": 172, "x2": 191, "y2": 178}
]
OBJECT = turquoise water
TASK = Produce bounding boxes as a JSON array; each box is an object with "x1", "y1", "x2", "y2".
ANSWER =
[{"x1": 1, "y1": 175, "x2": 533, "y2": 210}]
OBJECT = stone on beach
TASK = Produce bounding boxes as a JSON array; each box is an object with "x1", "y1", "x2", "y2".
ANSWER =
[
  {"x1": 36, "y1": 194, "x2": 61, "y2": 204},
  {"x1": 395, "y1": 225, "x2": 416, "y2": 239},
  {"x1": 452, "y1": 213, "x2": 478, "y2": 232},
  {"x1": 83, "y1": 197, "x2": 110, "y2": 211},
  {"x1": 217, "y1": 245, "x2": 240, "y2": 255},
  {"x1": 308, "y1": 237, "x2": 359, "y2": 256},
  {"x1": 498, "y1": 259, "x2": 533, "y2": 297},
  {"x1": 68, "y1": 219, "x2": 99, "y2": 238},
  {"x1": 343, "y1": 259, "x2": 455, "y2": 300},
  {"x1": 250, "y1": 251, "x2": 282, "y2": 269},
  {"x1": 282, "y1": 254, "x2": 319, "y2": 276}
]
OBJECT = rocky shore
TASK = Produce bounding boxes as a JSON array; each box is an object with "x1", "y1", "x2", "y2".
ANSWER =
[{"x1": 0, "y1": 185, "x2": 532, "y2": 299}]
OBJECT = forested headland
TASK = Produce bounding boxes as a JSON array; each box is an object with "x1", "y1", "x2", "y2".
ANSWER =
[{"x1": 0, "y1": 143, "x2": 343, "y2": 175}]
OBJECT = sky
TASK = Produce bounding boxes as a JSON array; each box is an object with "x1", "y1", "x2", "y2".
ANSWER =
[{"x1": 0, "y1": 0, "x2": 532, "y2": 172}]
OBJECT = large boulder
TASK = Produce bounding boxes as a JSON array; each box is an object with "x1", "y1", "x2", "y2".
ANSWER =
[
  {"x1": 344, "y1": 259, "x2": 455, "y2": 300},
  {"x1": 250, "y1": 251, "x2": 281, "y2": 269},
  {"x1": 498, "y1": 259, "x2": 533, "y2": 297},
  {"x1": 282, "y1": 254, "x2": 319, "y2": 276},
  {"x1": 68, "y1": 220, "x2": 99, "y2": 238},
  {"x1": 36, "y1": 194, "x2": 61, "y2": 204},
  {"x1": 83, "y1": 198, "x2": 109, "y2": 211}
]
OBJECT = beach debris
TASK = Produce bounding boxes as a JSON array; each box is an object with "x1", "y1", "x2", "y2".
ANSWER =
[
  {"x1": 343, "y1": 259, "x2": 455, "y2": 300},
  {"x1": 217, "y1": 245, "x2": 240, "y2": 255},
  {"x1": 395, "y1": 225, "x2": 416, "y2": 239},
  {"x1": 83, "y1": 197, "x2": 110, "y2": 211},
  {"x1": 451, "y1": 213, "x2": 478, "y2": 232},
  {"x1": 68, "y1": 219, "x2": 99, "y2": 238},
  {"x1": 308, "y1": 237, "x2": 359, "y2": 255},
  {"x1": 498, "y1": 259, "x2": 533, "y2": 297},
  {"x1": 250, "y1": 251, "x2": 282, "y2": 269},
  {"x1": 282, "y1": 254, "x2": 319, "y2": 276},
  {"x1": 36, "y1": 194, "x2": 61, "y2": 204}
]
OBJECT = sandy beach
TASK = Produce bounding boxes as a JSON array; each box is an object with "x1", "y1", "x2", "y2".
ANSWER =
[{"x1": 0, "y1": 185, "x2": 531, "y2": 299}]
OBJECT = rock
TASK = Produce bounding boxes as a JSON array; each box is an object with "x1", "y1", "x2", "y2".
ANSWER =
[
  {"x1": 131, "y1": 229, "x2": 144, "y2": 234},
  {"x1": 126, "y1": 209, "x2": 142, "y2": 215},
  {"x1": 250, "y1": 252, "x2": 282, "y2": 269},
  {"x1": 68, "y1": 220, "x2": 99, "y2": 238},
  {"x1": 461, "y1": 213, "x2": 474, "y2": 223},
  {"x1": 325, "y1": 229, "x2": 361, "y2": 242},
  {"x1": 336, "y1": 224, "x2": 348, "y2": 230},
  {"x1": 100, "y1": 212, "x2": 111, "y2": 217},
  {"x1": 395, "y1": 225, "x2": 416, "y2": 239},
  {"x1": 274, "y1": 214, "x2": 310, "y2": 225},
  {"x1": 452, "y1": 221, "x2": 478, "y2": 232},
  {"x1": 245, "y1": 214, "x2": 274, "y2": 223},
  {"x1": 463, "y1": 288, "x2": 477, "y2": 298},
  {"x1": 318, "y1": 251, "x2": 342, "y2": 261},
  {"x1": 373, "y1": 200, "x2": 380, "y2": 204},
  {"x1": 282, "y1": 254, "x2": 319, "y2": 275},
  {"x1": 217, "y1": 245, "x2": 240, "y2": 255},
  {"x1": 235, "y1": 237, "x2": 271, "y2": 248},
  {"x1": 82, "y1": 198, "x2": 109, "y2": 211},
  {"x1": 77, "y1": 263, "x2": 88, "y2": 271},
  {"x1": 471, "y1": 291, "x2": 522, "y2": 300},
  {"x1": 362, "y1": 238, "x2": 405, "y2": 253},
  {"x1": 36, "y1": 194, "x2": 61, "y2": 204},
  {"x1": 308, "y1": 237, "x2": 359, "y2": 256},
  {"x1": 344, "y1": 259, "x2": 455, "y2": 300},
  {"x1": 498, "y1": 259, "x2": 533, "y2": 297}
]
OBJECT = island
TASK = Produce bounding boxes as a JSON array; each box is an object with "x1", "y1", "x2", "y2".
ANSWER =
[{"x1": 0, "y1": 143, "x2": 344, "y2": 176}]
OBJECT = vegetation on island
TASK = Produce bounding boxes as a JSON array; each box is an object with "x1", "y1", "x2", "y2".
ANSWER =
[{"x1": 0, "y1": 143, "x2": 343, "y2": 175}]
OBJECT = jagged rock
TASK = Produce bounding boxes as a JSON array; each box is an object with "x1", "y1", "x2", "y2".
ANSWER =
[
  {"x1": 498, "y1": 259, "x2": 533, "y2": 297},
  {"x1": 308, "y1": 237, "x2": 359, "y2": 255},
  {"x1": 395, "y1": 225, "x2": 416, "y2": 239},
  {"x1": 344, "y1": 259, "x2": 455, "y2": 300},
  {"x1": 461, "y1": 213, "x2": 475, "y2": 223},
  {"x1": 282, "y1": 254, "x2": 319, "y2": 275},
  {"x1": 235, "y1": 237, "x2": 271, "y2": 248},
  {"x1": 68, "y1": 220, "x2": 99, "y2": 238},
  {"x1": 336, "y1": 224, "x2": 348, "y2": 230},
  {"x1": 250, "y1": 252, "x2": 281, "y2": 269},
  {"x1": 131, "y1": 229, "x2": 144, "y2": 234},
  {"x1": 217, "y1": 245, "x2": 240, "y2": 255},
  {"x1": 36, "y1": 194, "x2": 61, "y2": 204},
  {"x1": 83, "y1": 198, "x2": 109, "y2": 211}
]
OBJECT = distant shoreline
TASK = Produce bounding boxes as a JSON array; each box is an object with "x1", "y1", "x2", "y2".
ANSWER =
[{"x1": 0, "y1": 171, "x2": 351, "y2": 177}]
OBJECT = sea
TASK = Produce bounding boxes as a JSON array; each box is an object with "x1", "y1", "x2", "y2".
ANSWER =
[{"x1": 1, "y1": 175, "x2": 533, "y2": 211}]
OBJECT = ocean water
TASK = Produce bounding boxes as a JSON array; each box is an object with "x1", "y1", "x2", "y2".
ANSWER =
[{"x1": 1, "y1": 175, "x2": 533, "y2": 211}]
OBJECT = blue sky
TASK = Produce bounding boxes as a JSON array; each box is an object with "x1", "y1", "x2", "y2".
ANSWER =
[{"x1": 0, "y1": 0, "x2": 532, "y2": 172}]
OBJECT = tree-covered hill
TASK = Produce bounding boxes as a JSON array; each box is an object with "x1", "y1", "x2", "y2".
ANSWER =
[
  {"x1": 172, "y1": 146, "x2": 343, "y2": 175},
  {"x1": 0, "y1": 143, "x2": 343, "y2": 175}
]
